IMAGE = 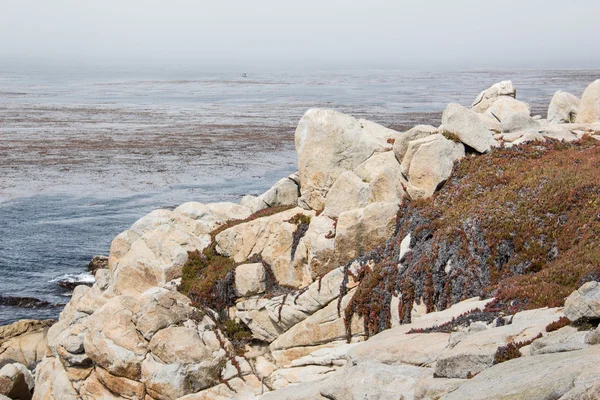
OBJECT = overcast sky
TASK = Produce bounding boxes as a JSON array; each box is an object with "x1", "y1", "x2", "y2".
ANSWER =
[{"x1": 1, "y1": 0, "x2": 599, "y2": 70}]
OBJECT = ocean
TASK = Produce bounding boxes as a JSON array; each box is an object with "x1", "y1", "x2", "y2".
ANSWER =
[{"x1": 1, "y1": 64, "x2": 598, "y2": 324}]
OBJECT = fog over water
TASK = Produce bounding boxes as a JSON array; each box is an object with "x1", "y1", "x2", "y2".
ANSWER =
[{"x1": 2, "y1": 0, "x2": 600, "y2": 69}]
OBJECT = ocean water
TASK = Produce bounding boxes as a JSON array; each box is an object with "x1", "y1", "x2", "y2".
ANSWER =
[{"x1": 1, "y1": 65, "x2": 598, "y2": 324}]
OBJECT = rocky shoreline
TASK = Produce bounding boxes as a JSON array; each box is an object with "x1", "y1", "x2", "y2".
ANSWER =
[{"x1": 1, "y1": 79, "x2": 600, "y2": 399}]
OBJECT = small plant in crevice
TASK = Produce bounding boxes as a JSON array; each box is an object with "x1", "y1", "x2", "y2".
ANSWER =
[
  {"x1": 287, "y1": 213, "x2": 311, "y2": 261},
  {"x1": 493, "y1": 333, "x2": 542, "y2": 364},
  {"x1": 545, "y1": 316, "x2": 571, "y2": 332}
]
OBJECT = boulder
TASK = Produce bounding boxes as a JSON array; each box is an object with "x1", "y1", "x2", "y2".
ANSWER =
[
  {"x1": 334, "y1": 202, "x2": 398, "y2": 265},
  {"x1": 235, "y1": 263, "x2": 267, "y2": 297},
  {"x1": 500, "y1": 112, "x2": 540, "y2": 133},
  {"x1": 241, "y1": 175, "x2": 300, "y2": 213},
  {"x1": 110, "y1": 219, "x2": 211, "y2": 296},
  {"x1": 564, "y1": 281, "x2": 600, "y2": 321},
  {"x1": 484, "y1": 96, "x2": 530, "y2": 122},
  {"x1": 270, "y1": 289, "x2": 364, "y2": 356},
  {"x1": 216, "y1": 207, "x2": 316, "y2": 287},
  {"x1": 441, "y1": 103, "x2": 497, "y2": 153},
  {"x1": 84, "y1": 296, "x2": 149, "y2": 380},
  {"x1": 236, "y1": 298, "x2": 285, "y2": 342},
  {"x1": 434, "y1": 307, "x2": 563, "y2": 379},
  {"x1": 32, "y1": 357, "x2": 80, "y2": 400},
  {"x1": 576, "y1": 79, "x2": 600, "y2": 123},
  {"x1": 295, "y1": 109, "x2": 397, "y2": 211},
  {"x1": 0, "y1": 363, "x2": 33, "y2": 400},
  {"x1": 393, "y1": 125, "x2": 438, "y2": 163},
  {"x1": 548, "y1": 90, "x2": 580, "y2": 123},
  {"x1": 529, "y1": 326, "x2": 588, "y2": 355},
  {"x1": 353, "y1": 151, "x2": 407, "y2": 204},
  {"x1": 400, "y1": 134, "x2": 465, "y2": 199},
  {"x1": 174, "y1": 202, "x2": 252, "y2": 232},
  {"x1": 471, "y1": 80, "x2": 516, "y2": 113},
  {"x1": 322, "y1": 171, "x2": 371, "y2": 218},
  {"x1": 0, "y1": 320, "x2": 53, "y2": 369},
  {"x1": 141, "y1": 327, "x2": 226, "y2": 399},
  {"x1": 442, "y1": 346, "x2": 600, "y2": 400}
]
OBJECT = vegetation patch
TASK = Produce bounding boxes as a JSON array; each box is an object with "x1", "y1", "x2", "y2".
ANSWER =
[
  {"x1": 342, "y1": 138, "x2": 600, "y2": 340},
  {"x1": 407, "y1": 309, "x2": 498, "y2": 334},
  {"x1": 287, "y1": 213, "x2": 311, "y2": 261},
  {"x1": 545, "y1": 316, "x2": 571, "y2": 332},
  {"x1": 493, "y1": 334, "x2": 542, "y2": 364}
]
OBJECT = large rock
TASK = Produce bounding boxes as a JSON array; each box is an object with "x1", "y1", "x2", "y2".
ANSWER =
[
  {"x1": 484, "y1": 96, "x2": 530, "y2": 122},
  {"x1": 32, "y1": 357, "x2": 80, "y2": 400},
  {"x1": 393, "y1": 125, "x2": 438, "y2": 163},
  {"x1": 174, "y1": 202, "x2": 252, "y2": 232},
  {"x1": 471, "y1": 80, "x2": 516, "y2": 113},
  {"x1": 110, "y1": 211, "x2": 211, "y2": 296},
  {"x1": 441, "y1": 103, "x2": 497, "y2": 153},
  {"x1": 262, "y1": 360, "x2": 432, "y2": 400},
  {"x1": 576, "y1": 79, "x2": 600, "y2": 123},
  {"x1": 347, "y1": 332, "x2": 449, "y2": 368},
  {"x1": 0, "y1": 363, "x2": 33, "y2": 400},
  {"x1": 235, "y1": 263, "x2": 267, "y2": 297},
  {"x1": 353, "y1": 151, "x2": 407, "y2": 205},
  {"x1": 400, "y1": 134, "x2": 465, "y2": 199},
  {"x1": 334, "y1": 202, "x2": 398, "y2": 265},
  {"x1": 141, "y1": 327, "x2": 226, "y2": 399},
  {"x1": 270, "y1": 289, "x2": 364, "y2": 356},
  {"x1": 0, "y1": 320, "x2": 53, "y2": 369},
  {"x1": 548, "y1": 90, "x2": 580, "y2": 123},
  {"x1": 241, "y1": 174, "x2": 300, "y2": 213},
  {"x1": 435, "y1": 307, "x2": 563, "y2": 379},
  {"x1": 216, "y1": 207, "x2": 316, "y2": 287},
  {"x1": 323, "y1": 151, "x2": 407, "y2": 217},
  {"x1": 564, "y1": 281, "x2": 600, "y2": 321},
  {"x1": 295, "y1": 109, "x2": 397, "y2": 211},
  {"x1": 322, "y1": 171, "x2": 371, "y2": 218},
  {"x1": 442, "y1": 346, "x2": 600, "y2": 400},
  {"x1": 84, "y1": 296, "x2": 149, "y2": 380}
]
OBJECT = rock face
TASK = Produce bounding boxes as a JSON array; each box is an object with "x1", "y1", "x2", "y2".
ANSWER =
[
  {"x1": 215, "y1": 207, "x2": 316, "y2": 287},
  {"x1": 548, "y1": 90, "x2": 580, "y2": 123},
  {"x1": 576, "y1": 79, "x2": 600, "y2": 123},
  {"x1": 442, "y1": 347, "x2": 600, "y2": 400},
  {"x1": 471, "y1": 80, "x2": 516, "y2": 113},
  {"x1": 295, "y1": 109, "x2": 397, "y2": 211},
  {"x1": 441, "y1": 103, "x2": 497, "y2": 153},
  {"x1": 334, "y1": 202, "x2": 398, "y2": 265},
  {"x1": 0, "y1": 320, "x2": 52, "y2": 369},
  {"x1": 400, "y1": 134, "x2": 465, "y2": 199},
  {"x1": 564, "y1": 281, "x2": 600, "y2": 321},
  {"x1": 109, "y1": 209, "x2": 212, "y2": 296}
]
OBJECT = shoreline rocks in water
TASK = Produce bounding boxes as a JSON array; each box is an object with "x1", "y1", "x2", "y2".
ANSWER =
[{"x1": 2, "y1": 78, "x2": 600, "y2": 399}]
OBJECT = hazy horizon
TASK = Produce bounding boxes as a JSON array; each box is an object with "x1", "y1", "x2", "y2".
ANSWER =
[{"x1": 2, "y1": 0, "x2": 600, "y2": 71}]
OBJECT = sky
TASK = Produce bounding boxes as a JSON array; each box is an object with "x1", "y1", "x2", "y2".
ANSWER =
[{"x1": 1, "y1": 0, "x2": 599, "y2": 70}]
